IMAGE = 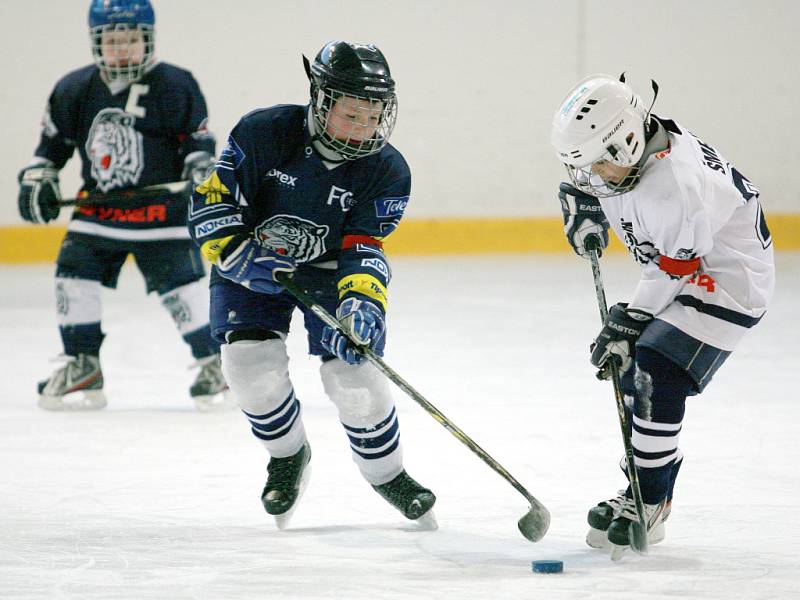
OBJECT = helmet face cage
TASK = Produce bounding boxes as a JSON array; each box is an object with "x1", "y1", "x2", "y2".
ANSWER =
[
  {"x1": 565, "y1": 163, "x2": 642, "y2": 198},
  {"x1": 564, "y1": 131, "x2": 644, "y2": 198},
  {"x1": 311, "y1": 84, "x2": 397, "y2": 160},
  {"x1": 90, "y1": 22, "x2": 155, "y2": 83}
]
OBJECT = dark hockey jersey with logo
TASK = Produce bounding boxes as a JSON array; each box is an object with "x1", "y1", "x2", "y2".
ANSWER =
[
  {"x1": 188, "y1": 104, "x2": 411, "y2": 310},
  {"x1": 33, "y1": 62, "x2": 215, "y2": 241}
]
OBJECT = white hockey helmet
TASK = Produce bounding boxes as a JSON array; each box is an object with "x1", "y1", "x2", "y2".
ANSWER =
[{"x1": 551, "y1": 74, "x2": 649, "y2": 197}]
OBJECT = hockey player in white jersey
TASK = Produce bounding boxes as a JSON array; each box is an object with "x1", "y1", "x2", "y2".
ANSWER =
[{"x1": 550, "y1": 74, "x2": 775, "y2": 553}]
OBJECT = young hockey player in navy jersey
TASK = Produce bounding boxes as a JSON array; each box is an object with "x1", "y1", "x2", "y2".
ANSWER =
[
  {"x1": 551, "y1": 74, "x2": 775, "y2": 554},
  {"x1": 189, "y1": 41, "x2": 436, "y2": 528},
  {"x1": 18, "y1": 0, "x2": 229, "y2": 411}
]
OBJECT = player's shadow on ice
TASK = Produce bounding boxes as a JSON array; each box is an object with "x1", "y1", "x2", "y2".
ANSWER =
[{"x1": 562, "y1": 548, "x2": 702, "y2": 572}]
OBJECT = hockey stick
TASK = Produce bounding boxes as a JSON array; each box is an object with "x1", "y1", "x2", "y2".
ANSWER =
[
  {"x1": 586, "y1": 241, "x2": 649, "y2": 555},
  {"x1": 60, "y1": 181, "x2": 191, "y2": 207},
  {"x1": 275, "y1": 271, "x2": 550, "y2": 543}
]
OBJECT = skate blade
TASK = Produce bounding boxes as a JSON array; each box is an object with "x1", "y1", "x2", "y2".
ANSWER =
[
  {"x1": 38, "y1": 390, "x2": 107, "y2": 411},
  {"x1": 586, "y1": 527, "x2": 611, "y2": 549},
  {"x1": 610, "y1": 544, "x2": 627, "y2": 561},
  {"x1": 413, "y1": 510, "x2": 438, "y2": 531},
  {"x1": 194, "y1": 389, "x2": 236, "y2": 412},
  {"x1": 607, "y1": 524, "x2": 660, "y2": 559},
  {"x1": 274, "y1": 463, "x2": 312, "y2": 531},
  {"x1": 648, "y1": 522, "x2": 665, "y2": 545}
]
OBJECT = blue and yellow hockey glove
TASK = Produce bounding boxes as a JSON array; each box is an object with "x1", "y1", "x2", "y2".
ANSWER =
[{"x1": 322, "y1": 297, "x2": 386, "y2": 365}]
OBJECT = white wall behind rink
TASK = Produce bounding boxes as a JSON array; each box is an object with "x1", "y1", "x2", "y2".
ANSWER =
[{"x1": 1, "y1": 0, "x2": 797, "y2": 226}]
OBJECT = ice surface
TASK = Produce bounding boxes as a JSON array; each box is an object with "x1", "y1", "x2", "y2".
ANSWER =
[{"x1": 1, "y1": 254, "x2": 798, "y2": 599}]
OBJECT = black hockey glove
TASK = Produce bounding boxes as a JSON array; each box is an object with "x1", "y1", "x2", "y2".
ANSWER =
[
  {"x1": 18, "y1": 165, "x2": 61, "y2": 224},
  {"x1": 559, "y1": 182, "x2": 609, "y2": 258},
  {"x1": 182, "y1": 151, "x2": 216, "y2": 188},
  {"x1": 590, "y1": 303, "x2": 653, "y2": 379}
]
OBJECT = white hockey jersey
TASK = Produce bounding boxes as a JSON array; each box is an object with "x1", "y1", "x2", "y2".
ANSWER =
[{"x1": 599, "y1": 117, "x2": 775, "y2": 351}]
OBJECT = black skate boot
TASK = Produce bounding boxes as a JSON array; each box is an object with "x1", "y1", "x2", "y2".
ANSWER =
[
  {"x1": 586, "y1": 489, "x2": 628, "y2": 549},
  {"x1": 189, "y1": 354, "x2": 233, "y2": 412},
  {"x1": 587, "y1": 490, "x2": 671, "y2": 551},
  {"x1": 37, "y1": 354, "x2": 106, "y2": 411},
  {"x1": 261, "y1": 443, "x2": 311, "y2": 529},
  {"x1": 373, "y1": 471, "x2": 436, "y2": 523},
  {"x1": 606, "y1": 497, "x2": 670, "y2": 560}
]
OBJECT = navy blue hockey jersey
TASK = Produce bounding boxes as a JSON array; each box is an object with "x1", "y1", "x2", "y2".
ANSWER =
[
  {"x1": 34, "y1": 62, "x2": 215, "y2": 241},
  {"x1": 189, "y1": 104, "x2": 411, "y2": 311}
]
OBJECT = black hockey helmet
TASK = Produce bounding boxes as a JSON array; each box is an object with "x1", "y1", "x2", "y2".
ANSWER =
[
  {"x1": 303, "y1": 41, "x2": 398, "y2": 160},
  {"x1": 304, "y1": 41, "x2": 395, "y2": 100}
]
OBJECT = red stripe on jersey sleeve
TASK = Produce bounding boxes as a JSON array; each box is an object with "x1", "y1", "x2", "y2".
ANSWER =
[
  {"x1": 659, "y1": 255, "x2": 701, "y2": 276},
  {"x1": 342, "y1": 235, "x2": 384, "y2": 250}
]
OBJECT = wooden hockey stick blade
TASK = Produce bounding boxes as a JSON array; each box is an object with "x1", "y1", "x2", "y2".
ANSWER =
[
  {"x1": 517, "y1": 497, "x2": 551, "y2": 542},
  {"x1": 60, "y1": 180, "x2": 190, "y2": 207}
]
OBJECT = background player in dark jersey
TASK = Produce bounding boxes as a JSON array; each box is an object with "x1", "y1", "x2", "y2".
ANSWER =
[
  {"x1": 189, "y1": 41, "x2": 436, "y2": 528},
  {"x1": 17, "y1": 0, "x2": 230, "y2": 412}
]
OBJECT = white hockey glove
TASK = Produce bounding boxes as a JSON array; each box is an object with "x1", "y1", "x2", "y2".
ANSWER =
[
  {"x1": 559, "y1": 182, "x2": 609, "y2": 258},
  {"x1": 18, "y1": 163, "x2": 61, "y2": 224}
]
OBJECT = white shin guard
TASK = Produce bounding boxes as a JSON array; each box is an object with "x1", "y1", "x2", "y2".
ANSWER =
[
  {"x1": 159, "y1": 279, "x2": 211, "y2": 335},
  {"x1": 320, "y1": 359, "x2": 403, "y2": 485},
  {"x1": 221, "y1": 339, "x2": 306, "y2": 458}
]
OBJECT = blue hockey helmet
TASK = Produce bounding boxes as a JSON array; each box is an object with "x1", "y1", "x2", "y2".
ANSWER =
[
  {"x1": 88, "y1": 0, "x2": 156, "y2": 83},
  {"x1": 303, "y1": 41, "x2": 398, "y2": 160}
]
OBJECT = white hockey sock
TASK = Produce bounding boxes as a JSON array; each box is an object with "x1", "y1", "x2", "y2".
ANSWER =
[
  {"x1": 55, "y1": 277, "x2": 102, "y2": 326},
  {"x1": 321, "y1": 359, "x2": 403, "y2": 485}
]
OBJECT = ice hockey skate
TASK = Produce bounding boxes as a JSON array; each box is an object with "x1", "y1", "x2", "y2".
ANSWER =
[
  {"x1": 586, "y1": 489, "x2": 629, "y2": 549},
  {"x1": 373, "y1": 471, "x2": 437, "y2": 529},
  {"x1": 37, "y1": 354, "x2": 107, "y2": 411},
  {"x1": 586, "y1": 490, "x2": 670, "y2": 559},
  {"x1": 607, "y1": 497, "x2": 669, "y2": 559},
  {"x1": 261, "y1": 443, "x2": 312, "y2": 529},
  {"x1": 189, "y1": 354, "x2": 234, "y2": 412}
]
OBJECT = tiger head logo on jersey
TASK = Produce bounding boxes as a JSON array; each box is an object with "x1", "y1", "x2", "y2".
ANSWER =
[
  {"x1": 86, "y1": 108, "x2": 145, "y2": 192},
  {"x1": 255, "y1": 215, "x2": 329, "y2": 263}
]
